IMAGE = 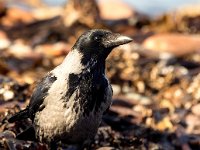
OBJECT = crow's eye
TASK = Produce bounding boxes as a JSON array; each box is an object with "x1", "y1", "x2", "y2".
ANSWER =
[{"x1": 94, "y1": 36, "x2": 101, "y2": 42}]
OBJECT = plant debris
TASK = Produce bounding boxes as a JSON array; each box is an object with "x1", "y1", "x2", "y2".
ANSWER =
[{"x1": 0, "y1": 0, "x2": 200, "y2": 149}]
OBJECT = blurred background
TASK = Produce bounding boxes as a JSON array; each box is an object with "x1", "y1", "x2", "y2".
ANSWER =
[{"x1": 0, "y1": 0, "x2": 200, "y2": 149}]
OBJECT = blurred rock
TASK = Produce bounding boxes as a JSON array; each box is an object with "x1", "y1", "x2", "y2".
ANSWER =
[
  {"x1": 0, "y1": 130, "x2": 16, "y2": 139},
  {"x1": 64, "y1": 0, "x2": 100, "y2": 27},
  {"x1": 176, "y1": 5, "x2": 200, "y2": 19},
  {"x1": 6, "y1": 0, "x2": 45, "y2": 7},
  {"x1": 34, "y1": 42, "x2": 70, "y2": 57},
  {"x1": 132, "y1": 104, "x2": 152, "y2": 117},
  {"x1": 33, "y1": 7, "x2": 63, "y2": 20},
  {"x1": 112, "y1": 96, "x2": 137, "y2": 106},
  {"x1": 0, "y1": 84, "x2": 14, "y2": 102},
  {"x1": 4, "y1": 40, "x2": 43, "y2": 73},
  {"x1": 98, "y1": 0, "x2": 134, "y2": 20},
  {"x1": 3, "y1": 138, "x2": 47, "y2": 150},
  {"x1": 159, "y1": 99, "x2": 175, "y2": 113},
  {"x1": 3, "y1": 90, "x2": 14, "y2": 101},
  {"x1": 156, "y1": 116, "x2": 173, "y2": 131},
  {"x1": 142, "y1": 33, "x2": 200, "y2": 56},
  {"x1": 8, "y1": 71, "x2": 41, "y2": 84},
  {"x1": 146, "y1": 116, "x2": 173, "y2": 131},
  {"x1": 110, "y1": 105, "x2": 141, "y2": 118},
  {"x1": 107, "y1": 47, "x2": 139, "y2": 91},
  {"x1": 191, "y1": 104, "x2": 200, "y2": 116},
  {"x1": 125, "y1": 93, "x2": 152, "y2": 105},
  {"x1": 187, "y1": 73, "x2": 200, "y2": 100},
  {"x1": 0, "y1": 30, "x2": 11, "y2": 50},
  {"x1": 8, "y1": 40, "x2": 42, "y2": 59},
  {"x1": 111, "y1": 84, "x2": 121, "y2": 95},
  {"x1": 97, "y1": 147, "x2": 115, "y2": 150},
  {"x1": 0, "y1": 75, "x2": 30, "y2": 103},
  {"x1": 0, "y1": 1, "x2": 6, "y2": 14},
  {"x1": 1, "y1": 7, "x2": 35, "y2": 27},
  {"x1": 186, "y1": 114, "x2": 200, "y2": 134},
  {"x1": 52, "y1": 56, "x2": 65, "y2": 66},
  {"x1": 178, "y1": 11, "x2": 200, "y2": 33}
]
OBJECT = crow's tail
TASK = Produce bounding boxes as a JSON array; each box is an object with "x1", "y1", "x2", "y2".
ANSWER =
[
  {"x1": 8, "y1": 109, "x2": 29, "y2": 123},
  {"x1": 17, "y1": 126, "x2": 37, "y2": 141}
]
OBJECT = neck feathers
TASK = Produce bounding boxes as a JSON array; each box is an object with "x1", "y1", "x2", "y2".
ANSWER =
[{"x1": 61, "y1": 49, "x2": 105, "y2": 75}]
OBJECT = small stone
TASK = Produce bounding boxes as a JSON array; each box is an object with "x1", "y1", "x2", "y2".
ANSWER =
[
  {"x1": 191, "y1": 103, "x2": 200, "y2": 116},
  {"x1": 0, "y1": 30, "x2": 10, "y2": 49},
  {"x1": 159, "y1": 99, "x2": 175, "y2": 113},
  {"x1": 0, "y1": 130, "x2": 16, "y2": 139},
  {"x1": 34, "y1": 42, "x2": 70, "y2": 57},
  {"x1": 8, "y1": 40, "x2": 41, "y2": 61},
  {"x1": 33, "y1": 7, "x2": 63, "y2": 20},
  {"x1": 110, "y1": 105, "x2": 140, "y2": 117},
  {"x1": 142, "y1": 33, "x2": 200, "y2": 56},
  {"x1": 111, "y1": 84, "x2": 121, "y2": 95},
  {"x1": 0, "y1": 39, "x2": 11, "y2": 49},
  {"x1": 97, "y1": 147, "x2": 115, "y2": 150},
  {"x1": 125, "y1": 93, "x2": 152, "y2": 105},
  {"x1": 133, "y1": 104, "x2": 152, "y2": 117},
  {"x1": 156, "y1": 117, "x2": 173, "y2": 131},
  {"x1": 9, "y1": 41, "x2": 32, "y2": 58},
  {"x1": 3, "y1": 90, "x2": 14, "y2": 101},
  {"x1": 98, "y1": 0, "x2": 134, "y2": 20},
  {"x1": 2, "y1": 7, "x2": 35, "y2": 26},
  {"x1": 185, "y1": 114, "x2": 200, "y2": 133}
]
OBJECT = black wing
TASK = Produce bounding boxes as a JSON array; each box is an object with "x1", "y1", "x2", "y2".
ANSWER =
[
  {"x1": 64, "y1": 69, "x2": 112, "y2": 117},
  {"x1": 28, "y1": 72, "x2": 57, "y2": 120},
  {"x1": 8, "y1": 72, "x2": 57, "y2": 123}
]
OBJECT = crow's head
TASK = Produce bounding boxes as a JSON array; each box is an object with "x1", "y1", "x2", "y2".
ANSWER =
[{"x1": 73, "y1": 29, "x2": 132, "y2": 64}]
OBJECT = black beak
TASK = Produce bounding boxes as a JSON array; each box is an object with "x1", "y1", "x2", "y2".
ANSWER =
[{"x1": 103, "y1": 33, "x2": 133, "y2": 48}]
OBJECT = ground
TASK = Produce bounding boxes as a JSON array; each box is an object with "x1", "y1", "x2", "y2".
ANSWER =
[{"x1": 0, "y1": 0, "x2": 200, "y2": 149}]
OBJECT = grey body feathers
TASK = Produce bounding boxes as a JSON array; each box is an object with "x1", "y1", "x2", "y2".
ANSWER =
[
  {"x1": 8, "y1": 29, "x2": 132, "y2": 146},
  {"x1": 34, "y1": 50, "x2": 112, "y2": 144}
]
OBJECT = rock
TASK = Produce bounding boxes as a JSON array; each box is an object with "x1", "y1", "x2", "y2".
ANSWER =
[
  {"x1": 125, "y1": 93, "x2": 152, "y2": 105},
  {"x1": 0, "y1": 30, "x2": 11, "y2": 50},
  {"x1": 133, "y1": 104, "x2": 152, "y2": 117},
  {"x1": 111, "y1": 84, "x2": 121, "y2": 95},
  {"x1": 98, "y1": 0, "x2": 134, "y2": 20},
  {"x1": 2, "y1": 7, "x2": 35, "y2": 26},
  {"x1": 156, "y1": 117, "x2": 173, "y2": 131},
  {"x1": 64, "y1": 0, "x2": 100, "y2": 27},
  {"x1": 52, "y1": 56, "x2": 65, "y2": 66},
  {"x1": 33, "y1": 7, "x2": 63, "y2": 20},
  {"x1": 3, "y1": 138, "x2": 47, "y2": 150},
  {"x1": 146, "y1": 116, "x2": 173, "y2": 131},
  {"x1": 191, "y1": 104, "x2": 200, "y2": 116},
  {"x1": 0, "y1": 130, "x2": 16, "y2": 139},
  {"x1": 97, "y1": 147, "x2": 115, "y2": 150},
  {"x1": 185, "y1": 114, "x2": 200, "y2": 133},
  {"x1": 159, "y1": 99, "x2": 175, "y2": 113},
  {"x1": 8, "y1": 40, "x2": 42, "y2": 60},
  {"x1": 110, "y1": 105, "x2": 140, "y2": 117},
  {"x1": 34, "y1": 42, "x2": 70, "y2": 57},
  {"x1": 0, "y1": 38, "x2": 10, "y2": 50},
  {"x1": 142, "y1": 33, "x2": 200, "y2": 56},
  {"x1": 3, "y1": 90, "x2": 14, "y2": 101},
  {"x1": 112, "y1": 96, "x2": 137, "y2": 106},
  {"x1": 176, "y1": 5, "x2": 200, "y2": 18},
  {"x1": 187, "y1": 73, "x2": 200, "y2": 100}
]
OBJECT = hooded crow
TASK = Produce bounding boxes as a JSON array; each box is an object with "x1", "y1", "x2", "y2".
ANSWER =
[{"x1": 8, "y1": 29, "x2": 132, "y2": 148}]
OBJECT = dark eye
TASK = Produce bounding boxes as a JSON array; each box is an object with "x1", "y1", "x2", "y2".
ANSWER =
[{"x1": 94, "y1": 36, "x2": 101, "y2": 42}]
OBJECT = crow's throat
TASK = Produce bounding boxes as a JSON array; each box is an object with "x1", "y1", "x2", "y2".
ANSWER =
[{"x1": 64, "y1": 59, "x2": 108, "y2": 116}]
